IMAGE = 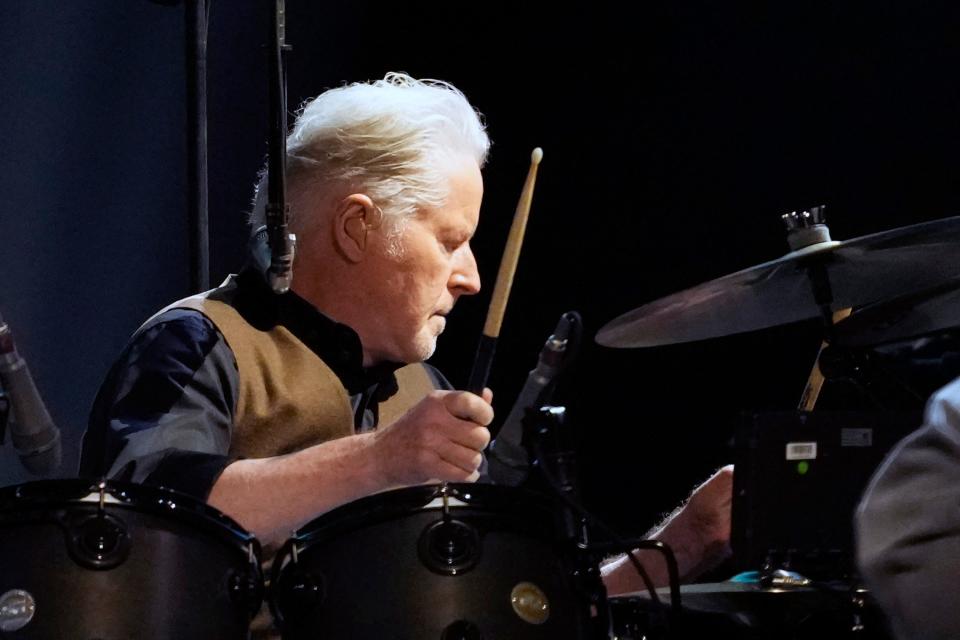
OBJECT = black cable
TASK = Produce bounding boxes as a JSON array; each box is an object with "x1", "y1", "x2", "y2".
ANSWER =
[
  {"x1": 531, "y1": 439, "x2": 681, "y2": 617},
  {"x1": 592, "y1": 539, "x2": 682, "y2": 614}
]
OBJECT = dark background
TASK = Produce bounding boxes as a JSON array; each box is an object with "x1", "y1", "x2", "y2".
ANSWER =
[{"x1": 2, "y1": 1, "x2": 959, "y2": 534}]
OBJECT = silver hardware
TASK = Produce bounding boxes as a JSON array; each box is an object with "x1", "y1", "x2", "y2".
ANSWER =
[{"x1": 0, "y1": 590, "x2": 36, "y2": 632}]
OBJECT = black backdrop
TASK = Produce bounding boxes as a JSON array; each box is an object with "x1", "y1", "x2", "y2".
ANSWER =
[{"x1": 2, "y1": 1, "x2": 959, "y2": 534}]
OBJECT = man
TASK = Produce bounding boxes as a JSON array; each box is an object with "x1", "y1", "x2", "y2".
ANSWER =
[
  {"x1": 80, "y1": 72, "x2": 730, "y2": 609},
  {"x1": 856, "y1": 376, "x2": 960, "y2": 640}
]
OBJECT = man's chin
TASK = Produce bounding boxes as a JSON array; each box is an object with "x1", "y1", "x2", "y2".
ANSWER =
[
  {"x1": 413, "y1": 333, "x2": 439, "y2": 362},
  {"x1": 419, "y1": 340, "x2": 438, "y2": 361}
]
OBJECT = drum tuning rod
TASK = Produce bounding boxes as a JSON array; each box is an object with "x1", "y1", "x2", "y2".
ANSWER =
[{"x1": 467, "y1": 147, "x2": 543, "y2": 395}]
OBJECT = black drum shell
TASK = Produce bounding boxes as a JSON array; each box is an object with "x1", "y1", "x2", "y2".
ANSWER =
[
  {"x1": 272, "y1": 483, "x2": 586, "y2": 640},
  {"x1": 0, "y1": 479, "x2": 261, "y2": 640}
]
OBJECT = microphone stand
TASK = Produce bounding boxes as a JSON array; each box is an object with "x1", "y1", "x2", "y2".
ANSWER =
[
  {"x1": 185, "y1": 0, "x2": 210, "y2": 291},
  {"x1": 525, "y1": 404, "x2": 682, "y2": 638},
  {"x1": 149, "y1": 0, "x2": 210, "y2": 291},
  {"x1": 265, "y1": 0, "x2": 296, "y2": 294},
  {"x1": 527, "y1": 406, "x2": 613, "y2": 639}
]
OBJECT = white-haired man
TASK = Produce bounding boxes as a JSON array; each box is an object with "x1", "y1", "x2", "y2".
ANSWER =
[{"x1": 80, "y1": 73, "x2": 732, "y2": 617}]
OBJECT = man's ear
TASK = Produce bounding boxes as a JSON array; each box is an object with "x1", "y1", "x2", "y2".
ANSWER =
[{"x1": 333, "y1": 194, "x2": 380, "y2": 262}]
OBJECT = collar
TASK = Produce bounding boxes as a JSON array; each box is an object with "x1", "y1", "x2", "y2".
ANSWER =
[{"x1": 230, "y1": 239, "x2": 403, "y2": 395}]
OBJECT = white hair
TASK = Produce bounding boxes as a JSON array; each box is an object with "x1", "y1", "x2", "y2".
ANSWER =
[{"x1": 250, "y1": 72, "x2": 489, "y2": 240}]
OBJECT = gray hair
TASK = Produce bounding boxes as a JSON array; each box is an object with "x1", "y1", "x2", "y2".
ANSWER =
[{"x1": 250, "y1": 72, "x2": 489, "y2": 238}]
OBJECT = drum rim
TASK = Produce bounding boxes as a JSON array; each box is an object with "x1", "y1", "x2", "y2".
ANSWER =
[
  {"x1": 0, "y1": 478, "x2": 259, "y2": 554},
  {"x1": 270, "y1": 483, "x2": 567, "y2": 630},
  {"x1": 290, "y1": 482, "x2": 557, "y2": 546}
]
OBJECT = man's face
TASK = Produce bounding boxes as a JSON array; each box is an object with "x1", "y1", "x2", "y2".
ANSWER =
[{"x1": 360, "y1": 158, "x2": 483, "y2": 365}]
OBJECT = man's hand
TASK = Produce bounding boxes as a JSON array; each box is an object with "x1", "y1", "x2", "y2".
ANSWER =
[
  {"x1": 371, "y1": 389, "x2": 493, "y2": 486},
  {"x1": 602, "y1": 464, "x2": 734, "y2": 595},
  {"x1": 680, "y1": 463, "x2": 734, "y2": 565}
]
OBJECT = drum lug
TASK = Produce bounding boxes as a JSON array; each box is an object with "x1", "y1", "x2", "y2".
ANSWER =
[
  {"x1": 228, "y1": 570, "x2": 264, "y2": 617},
  {"x1": 226, "y1": 541, "x2": 264, "y2": 617},
  {"x1": 274, "y1": 566, "x2": 325, "y2": 623},
  {"x1": 418, "y1": 518, "x2": 481, "y2": 576},
  {"x1": 65, "y1": 512, "x2": 131, "y2": 570}
]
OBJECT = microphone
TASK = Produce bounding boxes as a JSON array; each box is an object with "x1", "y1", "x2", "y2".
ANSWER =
[
  {"x1": 487, "y1": 311, "x2": 580, "y2": 486},
  {"x1": 0, "y1": 313, "x2": 62, "y2": 476}
]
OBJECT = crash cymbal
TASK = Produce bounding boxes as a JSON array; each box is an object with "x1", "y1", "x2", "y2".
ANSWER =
[
  {"x1": 831, "y1": 277, "x2": 960, "y2": 348},
  {"x1": 597, "y1": 214, "x2": 960, "y2": 348}
]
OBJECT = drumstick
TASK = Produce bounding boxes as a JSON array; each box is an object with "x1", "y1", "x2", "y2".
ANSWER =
[
  {"x1": 466, "y1": 147, "x2": 543, "y2": 395},
  {"x1": 798, "y1": 307, "x2": 852, "y2": 411}
]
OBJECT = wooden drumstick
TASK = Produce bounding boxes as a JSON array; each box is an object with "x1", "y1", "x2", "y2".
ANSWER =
[
  {"x1": 798, "y1": 307, "x2": 852, "y2": 411},
  {"x1": 466, "y1": 147, "x2": 543, "y2": 395}
]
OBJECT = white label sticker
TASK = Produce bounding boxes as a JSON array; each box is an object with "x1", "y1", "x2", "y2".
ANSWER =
[
  {"x1": 841, "y1": 428, "x2": 873, "y2": 447},
  {"x1": 786, "y1": 442, "x2": 818, "y2": 460}
]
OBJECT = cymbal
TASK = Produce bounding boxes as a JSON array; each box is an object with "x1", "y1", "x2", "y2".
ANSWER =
[
  {"x1": 624, "y1": 581, "x2": 844, "y2": 612},
  {"x1": 597, "y1": 215, "x2": 960, "y2": 348},
  {"x1": 613, "y1": 580, "x2": 872, "y2": 631},
  {"x1": 831, "y1": 277, "x2": 960, "y2": 347}
]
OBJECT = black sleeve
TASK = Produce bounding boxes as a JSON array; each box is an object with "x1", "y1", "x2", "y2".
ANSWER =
[
  {"x1": 422, "y1": 362, "x2": 454, "y2": 390},
  {"x1": 79, "y1": 309, "x2": 240, "y2": 500}
]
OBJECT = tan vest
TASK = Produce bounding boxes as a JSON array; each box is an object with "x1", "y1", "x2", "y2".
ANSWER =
[{"x1": 167, "y1": 287, "x2": 436, "y2": 460}]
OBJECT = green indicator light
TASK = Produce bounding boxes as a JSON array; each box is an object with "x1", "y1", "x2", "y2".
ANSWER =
[{"x1": 797, "y1": 461, "x2": 810, "y2": 475}]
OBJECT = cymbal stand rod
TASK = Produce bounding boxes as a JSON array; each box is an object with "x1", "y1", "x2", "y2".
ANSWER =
[
  {"x1": 781, "y1": 206, "x2": 852, "y2": 411},
  {"x1": 799, "y1": 260, "x2": 851, "y2": 410}
]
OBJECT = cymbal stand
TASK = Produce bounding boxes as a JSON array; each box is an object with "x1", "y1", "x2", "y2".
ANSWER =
[{"x1": 783, "y1": 206, "x2": 851, "y2": 411}]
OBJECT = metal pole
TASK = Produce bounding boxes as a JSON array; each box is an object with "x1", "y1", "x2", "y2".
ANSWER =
[{"x1": 184, "y1": 0, "x2": 209, "y2": 291}]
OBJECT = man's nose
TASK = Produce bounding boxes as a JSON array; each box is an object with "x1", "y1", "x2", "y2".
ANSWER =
[{"x1": 450, "y1": 244, "x2": 481, "y2": 296}]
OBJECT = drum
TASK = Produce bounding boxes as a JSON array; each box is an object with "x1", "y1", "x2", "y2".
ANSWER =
[
  {"x1": 0, "y1": 479, "x2": 262, "y2": 639},
  {"x1": 271, "y1": 483, "x2": 587, "y2": 639}
]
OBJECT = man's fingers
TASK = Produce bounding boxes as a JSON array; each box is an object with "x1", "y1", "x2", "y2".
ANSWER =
[
  {"x1": 439, "y1": 421, "x2": 490, "y2": 451},
  {"x1": 443, "y1": 390, "x2": 494, "y2": 426},
  {"x1": 435, "y1": 440, "x2": 484, "y2": 475},
  {"x1": 430, "y1": 456, "x2": 481, "y2": 483}
]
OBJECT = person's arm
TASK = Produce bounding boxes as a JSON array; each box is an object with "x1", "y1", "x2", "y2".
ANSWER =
[
  {"x1": 208, "y1": 388, "x2": 493, "y2": 545},
  {"x1": 80, "y1": 310, "x2": 239, "y2": 497},
  {"x1": 601, "y1": 464, "x2": 733, "y2": 595},
  {"x1": 82, "y1": 311, "x2": 493, "y2": 545}
]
